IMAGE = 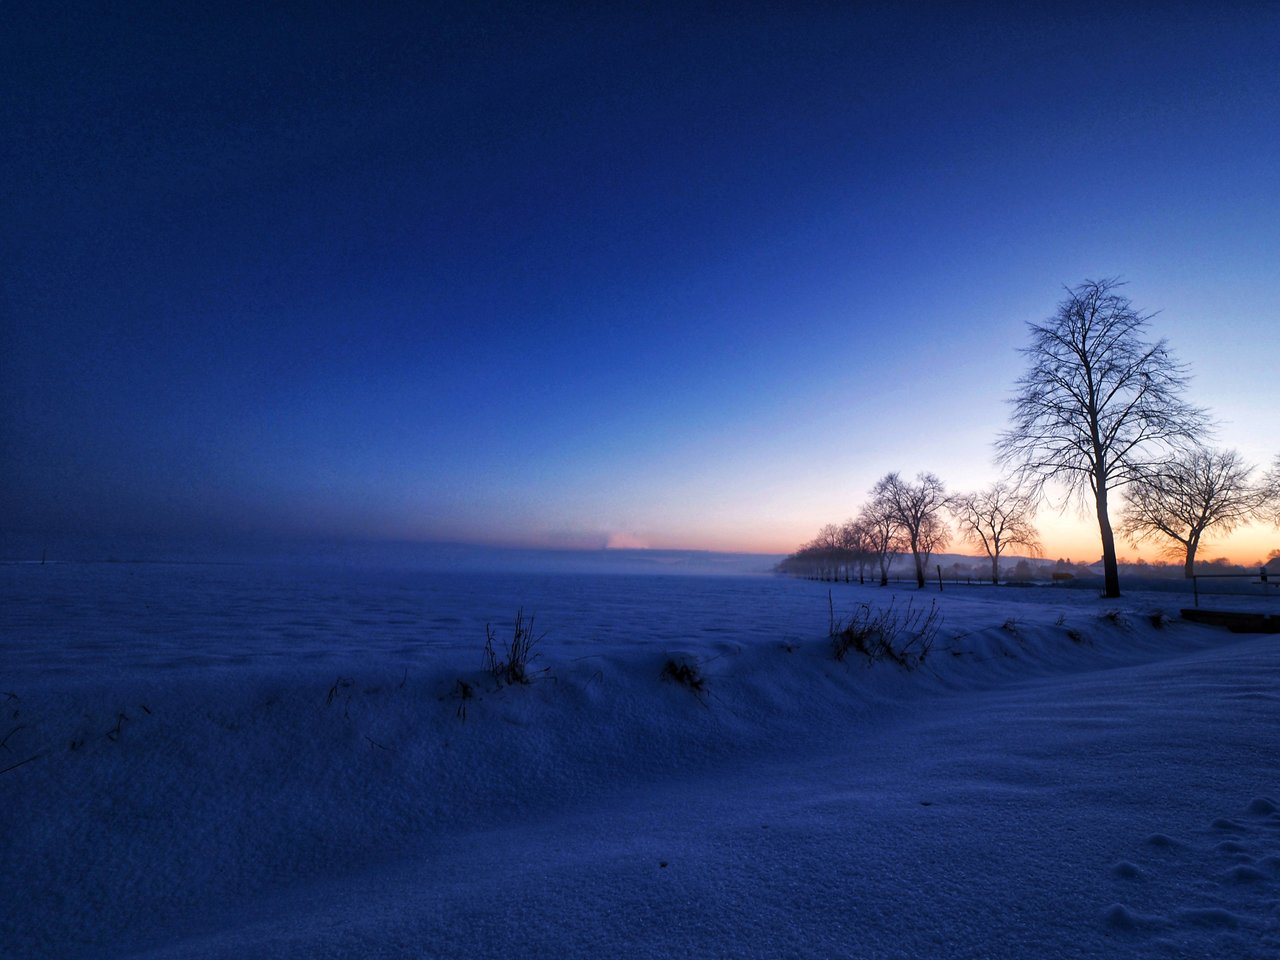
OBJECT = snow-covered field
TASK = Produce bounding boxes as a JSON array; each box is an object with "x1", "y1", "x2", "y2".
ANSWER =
[{"x1": 3, "y1": 561, "x2": 1278, "y2": 959}]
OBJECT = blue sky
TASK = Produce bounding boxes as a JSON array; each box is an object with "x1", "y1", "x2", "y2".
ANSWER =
[{"x1": 4, "y1": 3, "x2": 1278, "y2": 560}]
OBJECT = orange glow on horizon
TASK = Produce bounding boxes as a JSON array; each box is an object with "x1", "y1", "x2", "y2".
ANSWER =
[{"x1": 701, "y1": 519, "x2": 1279, "y2": 567}]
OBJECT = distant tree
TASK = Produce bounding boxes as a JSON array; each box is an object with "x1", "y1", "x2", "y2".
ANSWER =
[
  {"x1": 814, "y1": 523, "x2": 846, "y2": 581},
  {"x1": 1261, "y1": 455, "x2": 1280, "y2": 527},
  {"x1": 951, "y1": 483, "x2": 1042, "y2": 585},
  {"x1": 777, "y1": 537, "x2": 839, "y2": 580},
  {"x1": 871, "y1": 472, "x2": 950, "y2": 588},
  {"x1": 785, "y1": 524, "x2": 852, "y2": 581},
  {"x1": 1201, "y1": 556, "x2": 1252, "y2": 575},
  {"x1": 996, "y1": 278, "x2": 1210, "y2": 598},
  {"x1": 839, "y1": 518, "x2": 875, "y2": 584},
  {"x1": 1119, "y1": 447, "x2": 1264, "y2": 577},
  {"x1": 858, "y1": 498, "x2": 903, "y2": 587},
  {"x1": 1010, "y1": 558, "x2": 1036, "y2": 582},
  {"x1": 775, "y1": 547, "x2": 812, "y2": 579},
  {"x1": 914, "y1": 513, "x2": 950, "y2": 585},
  {"x1": 779, "y1": 518, "x2": 881, "y2": 582}
]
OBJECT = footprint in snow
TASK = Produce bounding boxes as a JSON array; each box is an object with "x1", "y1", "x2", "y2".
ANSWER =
[
  {"x1": 1105, "y1": 797, "x2": 1280, "y2": 955},
  {"x1": 1110, "y1": 860, "x2": 1146, "y2": 880}
]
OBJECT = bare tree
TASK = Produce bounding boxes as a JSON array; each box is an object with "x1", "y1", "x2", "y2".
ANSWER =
[
  {"x1": 951, "y1": 482, "x2": 1042, "y2": 585},
  {"x1": 1119, "y1": 447, "x2": 1263, "y2": 577},
  {"x1": 778, "y1": 530, "x2": 838, "y2": 581},
  {"x1": 1261, "y1": 454, "x2": 1280, "y2": 528},
  {"x1": 914, "y1": 513, "x2": 950, "y2": 585},
  {"x1": 779, "y1": 518, "x2": 887, "y2": 583},
  {"x1": 776, "y1": 545, "x2": 819, "y2": 579},
  {"x1": 996, "y1": 278, "x2": 1210, "y2": 598},
  {"x1": 839, "y1": 518, "x2": 874, "y2": 584},
  {"x1": 871, "y1": 472, "x2": 951, "y2": 588},
  {"x1": 858, "y1": 499, "x2": 903, "y2": 587},
  {"x1": 814, "y1": 523, "x2": 844, "y2": 580}
]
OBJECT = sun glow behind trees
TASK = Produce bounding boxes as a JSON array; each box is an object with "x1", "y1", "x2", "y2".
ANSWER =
[{"x1": 783, "y1": 280, "x2": 1279, "y2": 586}]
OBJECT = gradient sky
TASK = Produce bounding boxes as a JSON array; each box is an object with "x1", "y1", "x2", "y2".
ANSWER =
[{"x1": 4, "y1": 3, "x2": 1279, "y2": 562}]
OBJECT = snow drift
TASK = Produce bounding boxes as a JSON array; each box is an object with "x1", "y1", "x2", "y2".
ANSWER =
[{"x1": 3, "y1": 562, "x2": 1277, "y2": 958}]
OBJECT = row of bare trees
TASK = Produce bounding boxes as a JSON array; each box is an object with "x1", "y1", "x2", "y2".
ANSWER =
[
  {"x1": 785, "y1": 447, "x2": 1276, "y2": 589},
  {"x1": 784, "y1": 281, "x2": 1279, "y2": 595},
  {"x1": 780, "y1": 474, "x2": 1043, "y2": 587}
]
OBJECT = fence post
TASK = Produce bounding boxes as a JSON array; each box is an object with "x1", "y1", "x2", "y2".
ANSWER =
[{"x1": 936, "y1": 564, "x2": 943, "y2": 592}]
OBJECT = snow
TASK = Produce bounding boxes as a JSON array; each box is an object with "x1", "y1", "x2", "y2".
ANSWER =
[{"x1": 3, "y1": 561, "x2": 1278, "y2": 958}]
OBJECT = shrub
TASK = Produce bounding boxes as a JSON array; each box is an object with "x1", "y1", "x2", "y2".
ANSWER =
[
  {"x1": 830, "y1": 603, "x2": 878, "y2": 662},
  {"x1": 660, "y1": 657, "x2": 707, "y2": 697},
  {"x1": 829, "y1": 597, "x2": 942, "y2": 669},
  {"x1": 483, "y1": 609, "x2": 547, "y2": 686}
]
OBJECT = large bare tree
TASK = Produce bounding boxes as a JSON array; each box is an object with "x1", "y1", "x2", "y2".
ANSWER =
[
  {"x1": 1120, "y1": 447, "x2": 1263, "y2": 577},
  {"x1": 996, "y1": 279, "x2": 1210, "y2": 598},
  {"x1": 951, "y1": 482, "x2": 1042, "y2": 585},
  {"x1": 871, "y1": 472, "x2": 950, "y2": 588}
]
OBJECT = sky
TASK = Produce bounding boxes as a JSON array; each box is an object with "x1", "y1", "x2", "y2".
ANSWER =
[{"x1": 4, "y1": 2, "x2": 1279, "y2": 563}]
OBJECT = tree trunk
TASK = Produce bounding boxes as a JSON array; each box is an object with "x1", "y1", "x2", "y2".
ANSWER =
[
  {"x1": 990, "y1": 552, "x2": 999, "y2": 585},
  {"x1": 1095, "y1": 483, "x2": 1121, "y2": 598},
  {"x1": 1183, "y1": 542, "x2": 1198, "y2": 578},
  {"x1": 913, "y1": 551, "x2": 925, "y2": 588}
]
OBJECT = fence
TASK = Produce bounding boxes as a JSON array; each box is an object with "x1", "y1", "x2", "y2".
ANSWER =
[{"x1": 1190, "y1": 568, "x2": 1276, "y2": 608}]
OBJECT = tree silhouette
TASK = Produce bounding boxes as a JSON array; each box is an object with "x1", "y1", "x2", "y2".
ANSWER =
[
  {"x1": 839, "y1": 518, "x2": 874, "y2": 584},
  {"x1": 997, "y1": 279, "x2": 1210, "y2": 598},
  {"x1": 1120, "y1": 447, "x2": 1263, "y2": 577},
  {"x1": 951, "y1": 483, "x2": 1042, "y2": 585},
  {"x1": 1261, "y1": 454, "x2": 1280, "y2": 528},
  {"x1": 871, "y1": 472, "x2": 950, "y2": 588},
  {"x1": 858, "y1": 498, "x2": 903, "y2": 587}
]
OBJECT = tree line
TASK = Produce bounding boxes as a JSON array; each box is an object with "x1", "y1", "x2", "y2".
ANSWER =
[
  {"x1": 782, "y1": 279, "x2": 1280, "y2": 596},
  {"x1": 778, "y1": 474, "x2": 1041, "y2": 587}
]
